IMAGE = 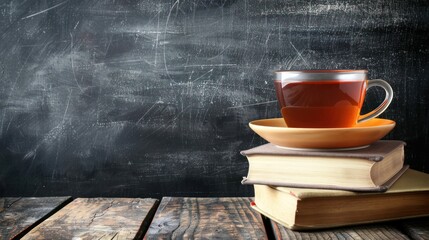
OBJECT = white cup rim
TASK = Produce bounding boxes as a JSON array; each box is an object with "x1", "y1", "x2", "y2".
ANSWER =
[{"x1": 275, "y1": 70, "x2": 367, "y2": 81}]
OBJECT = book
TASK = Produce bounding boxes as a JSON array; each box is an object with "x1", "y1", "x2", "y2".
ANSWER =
[
  {"x1": 251, "y1": 169, "x2": 429, "y2": 230},
  {"x1": 241, "y1": 140, "x2": 406, "y2": 191}
]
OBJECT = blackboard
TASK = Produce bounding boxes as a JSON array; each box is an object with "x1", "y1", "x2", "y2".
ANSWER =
[{"x1": 0, "y1": 0, "x2": 428, "y2": 198}]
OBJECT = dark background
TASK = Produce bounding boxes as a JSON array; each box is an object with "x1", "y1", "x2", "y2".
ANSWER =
[{"x1": 0, "y1": 0, "x2": 428, "y2": 198}]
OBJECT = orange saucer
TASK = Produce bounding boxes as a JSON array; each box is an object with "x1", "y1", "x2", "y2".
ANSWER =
[{"x1": 249, "y1": 118, "x2": 395, "y2": 150}]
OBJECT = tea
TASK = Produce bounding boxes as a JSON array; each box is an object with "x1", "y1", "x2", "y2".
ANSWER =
[{"x1": 274, "y1": 80, "x2": 367, "y2": 128}]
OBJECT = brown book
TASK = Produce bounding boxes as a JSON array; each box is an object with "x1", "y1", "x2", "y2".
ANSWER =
[
  {"x1": 241, "y1": 140, "x2": 406, "y2": 191},
  {"x1": 251, "y1": 169, "x2": 429, "y2": 230}
]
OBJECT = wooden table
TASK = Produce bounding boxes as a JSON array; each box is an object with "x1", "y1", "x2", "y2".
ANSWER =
[{"x1": 1, "y1": 197, "x2": 428, "y2": 239}]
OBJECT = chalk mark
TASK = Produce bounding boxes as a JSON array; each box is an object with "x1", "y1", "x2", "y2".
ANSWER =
[
  {"x1": 70, "y1": 33, "x2": 84, "y2": 93},
  {"x1": 73, "y1": 21, "x2": 80, "y2": 30},
  {"x1": 256, "y1": 32, "x2": 272, "y2": 70},
  {"x1": 93, "y1": 59, "x2": 154, "y2": 66},
  {"x1": 145, "y1": 105, "x2": 192, "y2": 140},
  {"x1": 136, "y1": 101, "x2": 164, "y2": 124},
  {"x1": 62, "y1": 89, "x2": 73, "y2": 123},
  {"x1": 185, "y1": 64, "x2": 236, "y2": 68},
  {"x1": 154, "y1": 9, "x2": 161, "y2": 66},
  {"x1": 104, "y1": 35, "x2": 113, "y2": 55},
  {"x1": 21, "y1": 0, "x2": 69, "y2": 20},
  {"x1": 289, "y1": 41, "x2": 310, "y2": 68},
  {"x1": 23, "y1": 89, "x2": 73, "y2": 161},
  {"x1": 163, "y1": 0, "x2": 180, "y2": 84},
  {"x1": 208, "y1": 45, "x2": 231, "y2": 60},
  {"x1": 227, "y1": 100, "x2": 277, "y2": 109},
  {"x1": 191, "y1": 69, "x2": 213, "y2": 83}
]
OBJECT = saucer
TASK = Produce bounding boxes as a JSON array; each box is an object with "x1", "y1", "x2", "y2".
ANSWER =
[{"x1": 249, "y1": 118, "x2": 395, "y2": 150}]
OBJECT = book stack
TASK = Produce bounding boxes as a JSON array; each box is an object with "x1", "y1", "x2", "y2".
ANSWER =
[{"x1": 241, "y1": 140, "x2": 429, "y2": 230}]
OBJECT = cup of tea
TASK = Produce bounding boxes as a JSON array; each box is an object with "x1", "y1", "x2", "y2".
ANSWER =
[{"x1": 274, "y1": 70, "x2": 393, "y2": 128}]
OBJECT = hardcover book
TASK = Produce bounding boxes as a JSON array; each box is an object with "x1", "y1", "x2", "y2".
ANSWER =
[
  {"x1": 241, "y1": 140, "x2": 406, "y2": 191},
  {"x1": 252, "y1": 169, "x2": 429, "y2": 230}
]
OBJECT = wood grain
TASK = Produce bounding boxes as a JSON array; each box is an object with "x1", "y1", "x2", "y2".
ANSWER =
[
  {"x1": 399, "y1": 217, "x2": 429, "y2": 240},
  {"x1": 145, "y1": 197, "x2": 267, "y2": 239},
  {"x1": 270, "y1": 220, "x2": 411, "y2": 240},
  {"x1": 0, "y1": 197, "x2": 71, "y2": 240},
  {"x1": 21, "y1": 198, "x2": 158, "y2": 239}
]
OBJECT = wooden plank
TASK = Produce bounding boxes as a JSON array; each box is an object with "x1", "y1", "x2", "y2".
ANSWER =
[
  {"x1": 270, "y1": 220, "x2": 411, "y2": 240},
  {"x1": 0, "y1": 197, "x2": 72, "y2": 240},
  {"x1": 21, "y1": 198, "x2": 159, "y2": 239},
  {"x1": 145, "y1": 197, "x2": 268, "y2": 239},
  {"x1": 399, "y1": 217, "x2": 429, "y2": 240}
]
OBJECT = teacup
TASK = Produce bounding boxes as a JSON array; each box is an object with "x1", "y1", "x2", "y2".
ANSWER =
[{"x1": 274, "y1": 70, "x2": 393, "y2": 128}]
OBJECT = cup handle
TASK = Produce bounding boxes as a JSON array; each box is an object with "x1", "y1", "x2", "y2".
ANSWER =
[{"x1": 358, "y1": 79, "x2": 393, "y2": 123}]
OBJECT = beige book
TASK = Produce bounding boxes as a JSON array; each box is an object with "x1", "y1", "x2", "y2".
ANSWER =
[
  {"x1": 252, "y1": 169, "x2": 429, "y2": 230},
  {"x1": 241, "y1": 140, "x2": 406, "y2": 191}
]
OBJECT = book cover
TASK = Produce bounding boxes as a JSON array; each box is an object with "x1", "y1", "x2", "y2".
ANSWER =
[
  {"x1": 252, "y1": 169, "x2": 429, "y2": 230},
  {"x1": 241, "y1": 140, "x2": 405, "y2": 160},
  {"x1": 241, "y1": 140, "x2": 406, "y2": 191}
]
